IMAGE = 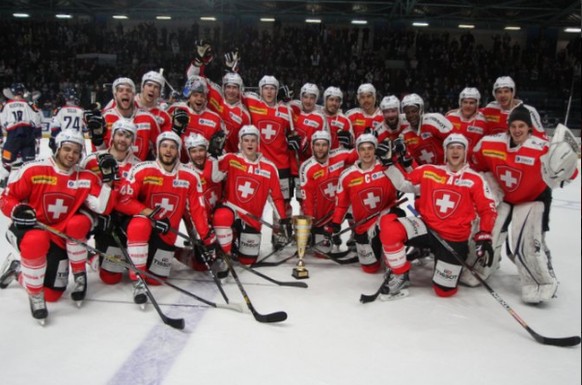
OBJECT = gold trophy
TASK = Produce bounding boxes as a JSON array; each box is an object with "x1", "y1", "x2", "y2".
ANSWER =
[{"x1": 292, "y1": 215, "x2": 312, "y2": 279}]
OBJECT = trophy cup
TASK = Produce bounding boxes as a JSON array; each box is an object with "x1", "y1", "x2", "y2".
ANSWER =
[{"x1": 292, "y1": 215, "x2": 312, "y2": 279}]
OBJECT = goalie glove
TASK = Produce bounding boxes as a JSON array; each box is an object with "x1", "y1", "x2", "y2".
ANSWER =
[
  {"x1": 98, "y1": 153, "x2": 120, "y2": 183},
  {"x1": 224, "y1": 49, "x2": 240, "y2": 72},
  {"x1": 171, "y1": 108, "x2": 190, "y2": 136},
  {"x1": 474, "y1": 232, "x2": 494, "y2": 267},
  {"x1": 193, "y1": 40, "x2": 214, "y2": 67}
]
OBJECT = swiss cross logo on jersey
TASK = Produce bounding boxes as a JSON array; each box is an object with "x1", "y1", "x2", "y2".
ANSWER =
[
  {"x1": 495, "y1": 165, "x2": 522, "y2": 192},
  {"x1": 257, "y1": 120, "x2": 280, "y2": 145},
  {"x1": 235, "y1": 176, "x2": 259, "y2": 203},
  {"x1": 358, "y1": 188, "x2": 382, "y2": 212},
  {"x1": 432, "y1": 190, "x2": 461, "y2": 219},
  {"x1": 150, "y1": 194, "x2": 180, "y2": 219},
  {"x1": 204, "y1": 186, "x2": 221, "y2": 208},
  {"x1": 319, "y1": 178, "x2": 338, "y2": 202},
  {"x1": 415, "y1": 144, "x2": 437, "y2": 165},
  {"x1": 42, "y1": 194, "x2": 75, "y2": 222}
]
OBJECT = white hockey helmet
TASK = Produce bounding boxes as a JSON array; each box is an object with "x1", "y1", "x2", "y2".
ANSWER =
[
  {"x1": 380, "y1": 95, "x2": 400, "y2": 111},
  {"x1": 222, "y1": 72, "x2": 244, "y2": 91},
  {"x1": 185, "y1": 133, "x2": 209, "y2": 150},
  {"x1": 300, "y1": 82, "x2": 319, "y2": 99},
  {"x1": 492, "y1": 76, "x2": 515, "y2": 97},
  {"x1": 238, "y1": 124, "x2": 260, "y2": 141},
  {"x1": 111, "y1": 119, "x2": 137, "y2": 140},
  {"x1": 56, "y1": 128, "x2": 85, "y2": 151},
  {"x1": 443, "y1": 133, "x2": 469, "y2": 163},
  {"x1": 356, "y1": 133, "x2": 378, "y2": 149},
  {"x1": 183, "y1": 75, "x2": 208, "y2": 98},
  {"x1": 459, "y1": 87, "x2": 481, "y2": 106},
  {"x1": 156, "y1": 131, "x2": 182, "y2": 153},
  {"x1": 311, "y1": 130, "x2": 331, "y2": 145},
  {"x1": 112, "y1": 77, "x2": 136, "y2": 95},
  {"x1": 401, "y1": 93, "x2": 424, "y2": 113},
  {"x1": 258, "y1": 75, "x2": 279, "y2": 90},
  {"x1": 357, "y1": 83, "x2": 376, "y2": 97},
  {"x1": 323, "y1": 86, "x2": 343, "y2": 104},
  {"x1": 141, "y1": 71, "x2": 165, "y2": 90}
]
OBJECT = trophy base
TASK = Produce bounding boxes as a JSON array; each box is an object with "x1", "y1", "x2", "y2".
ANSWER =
[{"x1": 292, "y1": 268, "x2": 309, "y2": 280}]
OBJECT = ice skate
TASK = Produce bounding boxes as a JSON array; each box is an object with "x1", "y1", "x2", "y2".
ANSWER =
[
  {"x1": 379, "y1": 270, "x2": 410, "y2": 301},
  {"x1": 70, "y1": 272, "x2": 87, "y2": 307},
  {"x1": 0, "y1": 256, "x2": 21, "y2": 289},
  {"x1": 212, "y1": 256, "x2": 229, "y2": 280},
  {"x1": 29, "y1": 292, "x2": 48, "y2": 326},
  {"x1": 133, "y1": 280, "x2": 148, "y2": 309}
]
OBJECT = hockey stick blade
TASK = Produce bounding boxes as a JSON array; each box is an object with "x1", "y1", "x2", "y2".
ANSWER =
[
  {"x1": 248, "y1": 304, "x2": 288, "y2": 323},
  {"x1": 529, "y1": 329, "x2": 581, "y2": 347},
  {"x1": 360, "y1": 274, "x2": 391, "y2": 304}
]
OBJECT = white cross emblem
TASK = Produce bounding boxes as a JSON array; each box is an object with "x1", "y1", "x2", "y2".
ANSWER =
[
  {"x1": 157, "y1": 197, "x2": 175, "y2": 217},
  {"x1": 47, "y1": 199, "x2": 69, "y2": 220},
  {"x1": 261, "y1": 124, "x2": 276, "y2": 140},
  {"x1": 238, "y1": 181, "x2": 255, "y2": 198},
  {"x1": 208, "y1": 191, "x2": 218, "y2": 207},
  {"x1": 363, "y1": 192, "x2": 380, "y2": 209},
  {"x1": 500, "y1": 170, "x2": 518, "y2": 189},
  {"x1": 436, "y1": 194, "x2": 456, "y2": 214},
  {"x1": 323, "y1": 182, "x2": 336, "y2": 198},
  {"x1": 419, "y1": 149, "x2": 435, "y2": 164}
]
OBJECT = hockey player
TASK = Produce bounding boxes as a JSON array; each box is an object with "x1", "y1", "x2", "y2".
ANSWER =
[
  {"x1": 480, "y1": 76, "x2": 546, "y2": 139},
  {"x1": 81, "y1": 120, "x2": 141, "y2": 284},
  {"x1": 345, "y1": 83, "x2": 384, "y2": 141},
  {"x1": 376, "y1": 95, "x2": 409, "y2": 142},
  {"x1": 115, "y1": 131, "x2": 218, "y2": 304},
  {"x1": 325, "y1": 134, "x2": 399, "y2": 273},
  {"x1": 48, "y1": 87, "x2": 87, "y2": 153},
  {"x1": 95, "y1": 77, "x2": 161, "y2": 161},
  {"x1": 206, "y1": 72, "x2": 251, "y2": 154},
  {"x1": 445, "y1": 87, "x2": 488, "y2": 159},
  {"x1": 321, "y1": 86, "x2": 353, "y2": 150},
  {"x1": 299, "y1": 130, "x2": 357, "y2": 257},
  {"x1": 0, "y1": 83, "x2": 42, "y2": 173},
  {"x1": 465, "y1": 105, "x2": 578, "y2": 303},
  {"x1": 400, "y1": 93, "x2": 453, "y2": 165},
  {"x1": 0, "y1": 129, "x2": 116, "y2": 323},
  {"x1": 212, "y1": 125, "x2": 291, "y2": 265},
  {"x1": 136, "y1": 70, "x2": 172, "y2": 133},
  {"x1": 379, "y1": 133, "x2": 497, "y2": 299},
  {"x1": 166, "y1": 75, "x2": 225, "y2": 162}
]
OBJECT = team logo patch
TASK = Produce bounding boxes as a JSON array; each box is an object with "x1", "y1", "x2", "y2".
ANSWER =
[
  {"x1": 150, "y1": 194, "x2": 180, "y2": 219},
  {"x1": 32, "y1": 175, "x2": 57, "y2": 185},
  {"x1": 482, "y1": 149, "x2": 506, "y2": 160},
  {"x1": 515, "y1": 155, "x2": 535, "y2": 166},
  {"x1": 144, "y1": 176, "x2": 163, "y2": 185},
  {"x1": 43, "y1": 193, "x2": 75, "y2": 222},
  {"x1": 432, "y1": 190, "x2": 461, "y2": 219},
  {"x1": 173, "y1": 179, "x2": 189, "y2": 188},
  {"x1": 257, "y1": 120, "x2": 280, "y2": 144},
  {"x1": 415, "y1": 144, "x2": 437, "y2": 164},
  {"x1": 495, "y1": 165, "x2": 522, "y2": 192},
  {"x1": 319, "y1": 178, "x2": 338, "y2": 201},
  {"x1": 235, "y1": 176, "x2": 259, "y2": 203},
  {"x1": 358, "y1": 188, "x2": 383, "y2": 211}
]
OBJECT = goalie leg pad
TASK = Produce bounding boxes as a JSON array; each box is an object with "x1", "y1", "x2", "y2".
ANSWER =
[{"x1": 509, "y1": 202, "x2": 558, "y2": 303}]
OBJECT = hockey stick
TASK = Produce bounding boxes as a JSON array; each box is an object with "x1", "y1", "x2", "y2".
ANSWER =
[
  {"x1": 236, "y1": 263, "x2": 308, "y2": 288},
  {"x1": 35, "y1": 222, "x2": 245, "y2": 314},
  {"x1": 360, "y1": 273, "x2": 391, "y2": 304},
  {"x1": 253, "y1": 248, "x2": 297, "y2": 268},
  {"x1": 216, "y1": 248, "x2": 288, "y2": 323},
  {"x1": 406, "y1": 205, "x2": 581, "y2": 347},
  {"x1": 109, "y1": 231, "x2": 185, "y2": 330},
  {"x1": 224, "y1": 201, "x2": 283, "y2": 234},
  {"x1": 35, "y1": 222, "x2": 185, "y2": 329}
]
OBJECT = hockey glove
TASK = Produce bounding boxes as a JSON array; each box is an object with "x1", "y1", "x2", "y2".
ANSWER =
[
  {"x1": 376, "y1": 140, "x2": 393, "y2": 166},
  {"x1": 95, "y1": 214, "x2": 112, "y2": 233},
  {"x1": 208, "y1": 130, "x2": 226, "y2": 158},
  {"x1": 152, "y1": 217, "x2": 171, "y2": 235},
  {"x1": 98, "y1": 153, "x2": 120, "y2": 183},
  {"x1": 224, "y1": 49, "x2": 240, "y2": 72},
  {"x1": 87, "y1": 113, "x2": 105, "y2": 146},
  {"x1": 277, "y1": 85, "x2": 293, "y2": 103},
  {"x1": 392, "y1": 137, "x2": 407, "y2": 156},
  {"x1": 287, "y1": 133, "x2": 302, "y2": 152},
  {"x1": 201, "y1": 231, "x2": 219, "y2": 264},
  {"x1": 193, "y1": 40, "x2": 214, "y2": 67},
  {"x1": 12, "y1": 204, "x2": 37, "y2": 229},
  {"x1": 323, "y1": 223, "x2": 342, "y2": 246},
  {"x1": 474, "y1": 232, "x2": 494, "y2": 267},
  {"x1": 337, "y1": 130, "x2": 353, "y2": 149},
  {"x1": 279, "y1": 218, "x2": 293, "y2": 241},
  {"x1": 171, "y1": 109, "x2": 190, "y2": 136},
  {"x1": 48, "y1": 136, "x2": 57, "y2": 154}
]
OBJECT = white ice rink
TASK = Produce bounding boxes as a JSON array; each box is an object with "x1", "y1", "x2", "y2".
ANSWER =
[{"x1": 0, "y1": 142, "x2": 580, "y2": 385}]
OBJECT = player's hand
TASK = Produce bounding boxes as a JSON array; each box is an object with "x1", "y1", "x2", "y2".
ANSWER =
[
  {"x1": 323, "y1": 223, "x2": 342, "y2": 245},
  {"x1": 474, "y1": 232, "x2": 494, "y2": 267},
  {"x1": 98, "y1": 153, "x2": 120, "y2": 183},
  {"x1": 337, "y1": 130, "x2": 353, "y2": 149},
  {"x1": 224, "y1": 49, "x2": 240, "y2": 72},
  {"x1": 12, "y1": 204, "x2": 37, "y2": 229},
  {"x1": 152, "y1": 217, "x2": 171, "y2": 234},
  {"x1": 171, "y1": 109, "x2": 190, "y2": 136},
  {"x1": 208, "y1": 130, "x2": 226, "y2": 158},
  {"x1": 193, "y1": 40, "x2": 214, "y2": 67},
  {"x1": 287, "y1": 133, "x2": 302, "y2": 152},
  {"x1": 87, "y1": 113, "x2": 105, "y2": 146}
]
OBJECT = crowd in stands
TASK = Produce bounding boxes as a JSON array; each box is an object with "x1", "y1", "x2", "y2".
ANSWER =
[{"x1": 1, "y1": 19, "x2": 580, "y2": 127}]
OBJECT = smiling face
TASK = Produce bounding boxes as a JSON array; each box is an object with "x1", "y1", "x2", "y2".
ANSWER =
[
  {"x1": 509, "y1": 120, "x2": 531, "y2": 146},
  {"x1": 445, "y1": 143, "x2": 466, "y2": 171},
  {"x1": 460, "y1": 98, "x2": 478, "y2": 119},
  {"x1": 55, "y1": 142, "x2": 82, "y2": 170},
  {"x1": 224, "y1": 84, "x2": 241, "y2": 104},
  {"x1": 358, "y1": 92, "x2": 376, "y2": 114},
  {"x1": 114, "y1": 84, "x2": 135, "y2": 115},
  {"x1": 188, "y1": 91, "x2": 207, "y2": 113},
  {"x1": 357, "y1": 142, "x2": 376, "y2": 168},
  {"x1": 494, "y1": 87, "x2": 514, "y2": 110},
  {"x1": 382, "y1": 108, "x2": 400, "y2": 127},
  {"x1": 312, "y1": 139, "x2": 330, "y2": 162},
  {"x1": 188, "y1": 146, "x2": 207, "y2": 169},
  {"x1": 301, "y1": 93, "x2": 317, "y2": 113},
  {"x1": 325, "y1": 96, "x2": 341, "y2": 115},
  {"x1": 240, "y1": 135, "x2": 259, "y2": 160},
  {"x1": 158, "y1": 140, "x2": 180, "y2": 169},
  {"x1": 403, "y1": 105, "x2": 421, "y2": 128},
  {"x1": 111, "y1": 129, "x2": 134, "y2": 154}
]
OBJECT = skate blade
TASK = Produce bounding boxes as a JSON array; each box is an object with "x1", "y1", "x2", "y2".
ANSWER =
[
  {"x1": 379, "y1": 289, "x2": 409, "y2": 301},
  {"x1": 75, "y1": 300, "x2": 84, "y2": 308},
  {"x1": 37, "y1": 318, "x2": 47, "y2": 326}
]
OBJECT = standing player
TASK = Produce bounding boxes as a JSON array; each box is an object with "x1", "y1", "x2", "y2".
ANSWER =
[
  {"x1": 212, "y1": 125, "x2": 291, "y2": 265},
  {"x1": 326, "y1": 134, "x2": 399, "y2": 273},
  {"x1": 480, "y1": 76, "x2": 546, "y2": 139},
  {"x1": 376, "y1": 95, "x2": 409, "y2": 142},
  {"x1": 345, "y1": 83, "x2": 384, "y2": 141},
  {"x1": 321, "y1": 86, "x2": 353, "y2": 150},
  {"x1": 466, "y1": 106, "x2": 578, "y2": 303},
  {"x1": 136, "y1": 70, "x2": 172, "y2": 133},
  {"x1": 379, "y1": 134, "x2": 497, "y2": 299},
  {"x1": 0, "y1": 129, "x2": 115, "y2": 323},
  {"x1": 445, "y1": 87, "x2": 488, "y2": 159},
  {"x1": 400, "y1": 93, "x2": 453, "y2": 165},
  {"x1": 0, "y1": 83, "x2": 42, "y2": 173},
  {"x1": 115, "y1": 131, "x2": 218, "y2": 304},
  {"x1": 48, "y1": 87, "x2": 87, "y2": 153}
]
